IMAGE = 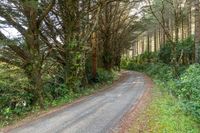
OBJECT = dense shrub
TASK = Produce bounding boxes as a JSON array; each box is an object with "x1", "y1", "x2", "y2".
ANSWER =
[
  {"x1": 175, "y1": 64, "x2": 200, "y2": 121},
  {"x1": 130, "y1": 90, "x2": 200, "y2": 133},
  {"x1": 122, "y1": 55, "x2": 200, "y2": 122},
  {"x1": 145, "y1": 63, "x2": 200, "y2": 122},
  {"x1": 121, "y1": 59, "x2": 146, "y2": 71},
  {"x1": 0, "y1": 63, "x2": 118, "y2": 127},
  {"x1": 159, "y1": 37, "x2": 194, "y2": 65},
  {"x1": 145, "y1": 63, "x2": 173, "y2": 81},
  {"x1": 121, "y1": 56, "x2": 173, "y2": 81},
  {"x1": 96, "y1": 68, "x2": 117, "y2": 83},
  {"x1": 0, "y1": 63, "x2": 33, "y2": 126},
  {"x1": 135, "y1": 52, "x2": 158, "y2": 64},
  {"x1": 158, "y1": 42, "x2": 172, "y2": 64},
  {"x1": 121, "y1": 52, "x2": 158, "y2": 72}
]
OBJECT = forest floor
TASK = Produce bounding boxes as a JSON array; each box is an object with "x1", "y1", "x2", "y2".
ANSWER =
[{"x1": 1, "y1": 71, "x2": 153, "y2": 133}]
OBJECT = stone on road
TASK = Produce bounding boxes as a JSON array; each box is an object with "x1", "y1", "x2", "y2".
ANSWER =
[{"x1": 8, "y1": 71, "x2": 147, "y2": 133}]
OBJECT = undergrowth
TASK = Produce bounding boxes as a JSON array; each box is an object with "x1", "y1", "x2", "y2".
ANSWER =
[
  {"x1": 130, "y1": 88, "x2": 200, "y2": 133},
  {"x1": 122, "y1": 49, "x2": 200, "y2": 132},
  {"x1": 0, "y1": 65, "x2": 119, "y2": 128}
]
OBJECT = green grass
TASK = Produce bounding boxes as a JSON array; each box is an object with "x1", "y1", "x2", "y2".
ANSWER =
[{"x1": 130, "y1": 88, "x2": 200, "y2": 133}]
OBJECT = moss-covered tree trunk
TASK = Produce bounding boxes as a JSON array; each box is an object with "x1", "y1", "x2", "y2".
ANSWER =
[
  {"x1": 24, "y1": 22, "x2": 44, "y2": 108},
  {"x1": 21, "y1": 0, "x2": 54, "y2": 108},
  {"x1": 91, "y1": 32, "x2": 97, "y2": 80}
]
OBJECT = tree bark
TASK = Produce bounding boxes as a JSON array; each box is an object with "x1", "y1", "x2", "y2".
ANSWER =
[
  {"x1": 195, "y1": 0, "x2": 200, "y2": 63},
  {"x1": 91, "y1": 32, "x2": 97, "y2": 80},
  {"x1": 154, "y1": 30, "x2": 157, "y2": 52},
  {"x1": 187, "y1": 0, "x2": 192, "y2": 37}
]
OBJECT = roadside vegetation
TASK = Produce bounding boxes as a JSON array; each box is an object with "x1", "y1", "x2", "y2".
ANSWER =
[
  {"x1": 1, "y1": 0, "x2": 200, "y2": 132},
  {"x1": 0, "y1": 63, "x2": 118, "y2": 127},
  {"x1": 130, "y1": 88, "x2": 200, "y2": 133},
  {"x1": 0, "y1": 0, "x2": 134, "y2": 128},
  {"x1": 122, "y1": 37, "x2": 200, "y2": 132},
  {"x1": 121, "y1": 0, "x2": 200, "y2": 131}
]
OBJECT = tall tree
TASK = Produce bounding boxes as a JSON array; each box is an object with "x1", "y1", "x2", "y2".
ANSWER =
[
  {"x1": 0, "y1": 0, "x2": 55, "y2": 108},
  {"x1": 194, "y1": 0, "x2": 200, "y2": 63}
]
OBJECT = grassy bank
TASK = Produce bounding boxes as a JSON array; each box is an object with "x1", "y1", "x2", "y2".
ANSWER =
[
  {"x1": 121, "y1": 58, "x2": 200, "y2": 132},
  {"x1": 130, "y1": 87, "x2": 200, "y2": 133}
]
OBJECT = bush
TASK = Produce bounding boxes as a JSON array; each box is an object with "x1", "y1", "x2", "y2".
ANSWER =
[
  {"x1": 121, "y1": 60, "x2": 146, "y2": 71},
  {"x1": 0, "y1": 63, "x2": 32, "y2": 126},
  {"x1": 0, "y1": 64, "x2": 119, "y2": 127},
  {"x1": 175, "y1": 64, "x2": 200, "y2": 121},
  {"x1": 159, "y1": 37, "x2": 194, "y2": 65},
  {"x1": 145, "y1": 63, "x2": 200, "y2": 122},
  {"x1": 121, "y1": 52, "x2": 159, "y2": 72},
  {"x1": 122, "y1": 57, "x2": 200, "y2": 123},
  {"x1": 121, "y1": 56, "x2": 173, "y2": 82},
  {"x1": 130, "y1": 89, "x2": 200, "y2": 133},
  {"x1": 158, "y1": 42, "x2": 172, "y2": 64},
  {"x1": 96, "y1": 68, "x2": 117, "y2": 83},
  {"x1": 145, "y1": 63, "x2": 173, "y2": 81}
]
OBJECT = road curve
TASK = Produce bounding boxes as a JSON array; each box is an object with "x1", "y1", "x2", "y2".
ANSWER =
[{"x1": 7, "y1": 71, "x2": 147, "y2": 133}]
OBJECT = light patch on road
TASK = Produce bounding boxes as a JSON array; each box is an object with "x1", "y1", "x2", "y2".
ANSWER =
[
  {"x1": 117, "y1": 94, "x2": 122, "y2": 97},
  {"x1": 132, "y1": 81, "x2": 143, "y2": 84},
  {"x1": 121, "y1": 81, "x2": 143, "y2": 86}
]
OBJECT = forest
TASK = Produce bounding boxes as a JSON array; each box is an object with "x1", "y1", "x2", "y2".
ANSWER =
[{"x1": 0, "y1": 0, "x2": 200, "y2": 132}]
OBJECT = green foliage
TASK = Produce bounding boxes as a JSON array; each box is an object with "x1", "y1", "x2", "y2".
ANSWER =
[
  {"x1": 122, "y1": 55, "x2": 200, "y2": 123},
  {"x1": 145, "y1": 63, "x2": 173, "y2": 81},
  {"x1": 145, "y1": 63, "x2": 200, "y2": 122},
  {"x1": 0, "y1": 63, "x2": 33, "y2": 127},
  {"x1": 158, "y1": 42, "x2": 172, "y2": 64},
  {"x1": 121, "y1": 52, "x2": 158, "y2": 71},
  {"x1": 0, "y1": 64, "x2": 118, "y2": 127},
  {"x1": 137, "y1": 52, "x2": 158, "y2": 64},
  {"x1": 130, "y1": 89, "x2": 200, "y2": 133},
  {"x1": 159, "y1": 37, "x2": 194, "y2": 64},
  {"x1": 121, "y1": 57, "x2": 146, "y2": 71},
  {"x1": 174, "y1": 64, "x2": 200, "y2": 121},
  {"x1": 96, "y1": 68, "x2": 117, "y2": 83},
  {"x1": 65, "y1": 40, "x2": 87, "y2": 89}
]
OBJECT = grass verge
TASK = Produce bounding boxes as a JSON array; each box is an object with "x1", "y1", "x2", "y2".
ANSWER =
[{"x1": 129, "y1": 87, "x2": 200, "y2": 133}]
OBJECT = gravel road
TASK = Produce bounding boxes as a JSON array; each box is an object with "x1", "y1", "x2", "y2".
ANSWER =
[{"x1": 7, "y1": 71, "x2": 146, "y2": 133}]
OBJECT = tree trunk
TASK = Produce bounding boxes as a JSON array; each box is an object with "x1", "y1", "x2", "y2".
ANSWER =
[
  {"x1": 136, "y1": 39, "x2": 139, "y2": 55},
  {"x1": 195, "y1": 0, "x2": 200, "y2": 63},
  {"x1": 91, "y1": 32, "x2": 97, "y2": 80},
  {"x1": 170, "y1": 19, "x2": 174, "y2": 41},
  {"x1": 60, "y1": 0, "x2": 80, "y2": 86},
  {"x1": 142, "y1": 37, "x2": 144, "y2": 53},
  {"x1": 163, "y1": 23, "x2": 166, "y2": 45},
  {"x1": 187, "y1": 1, "x2": 192, "y2": 37},
  {"x1": 147, "y1": 33, "x2": 150, "y2": 53},
  {"x1": 147, "y1": 33, "x2": 150, "y2": 62},
  {"x1": 132, "y1": 42, "x2": 135, "y2": 58},
  {"x1": 181, "y1": 6, "x2": 184, "y2": 40},
  {"x1": 181, "y1": 15, "x2": 184, "y2": 40},
  {"x1": 159, "y1": 27, "x2": 161, "y2": 49},
  {"x1": 154, "y1": 30, "x2": 157, "y2": 52},
  {"x1": 32, "y1": 70, "x2": 44, "y2": 109},
  {"x1": 23, "y1": 6, "x2": 45, "y2": 108}
]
